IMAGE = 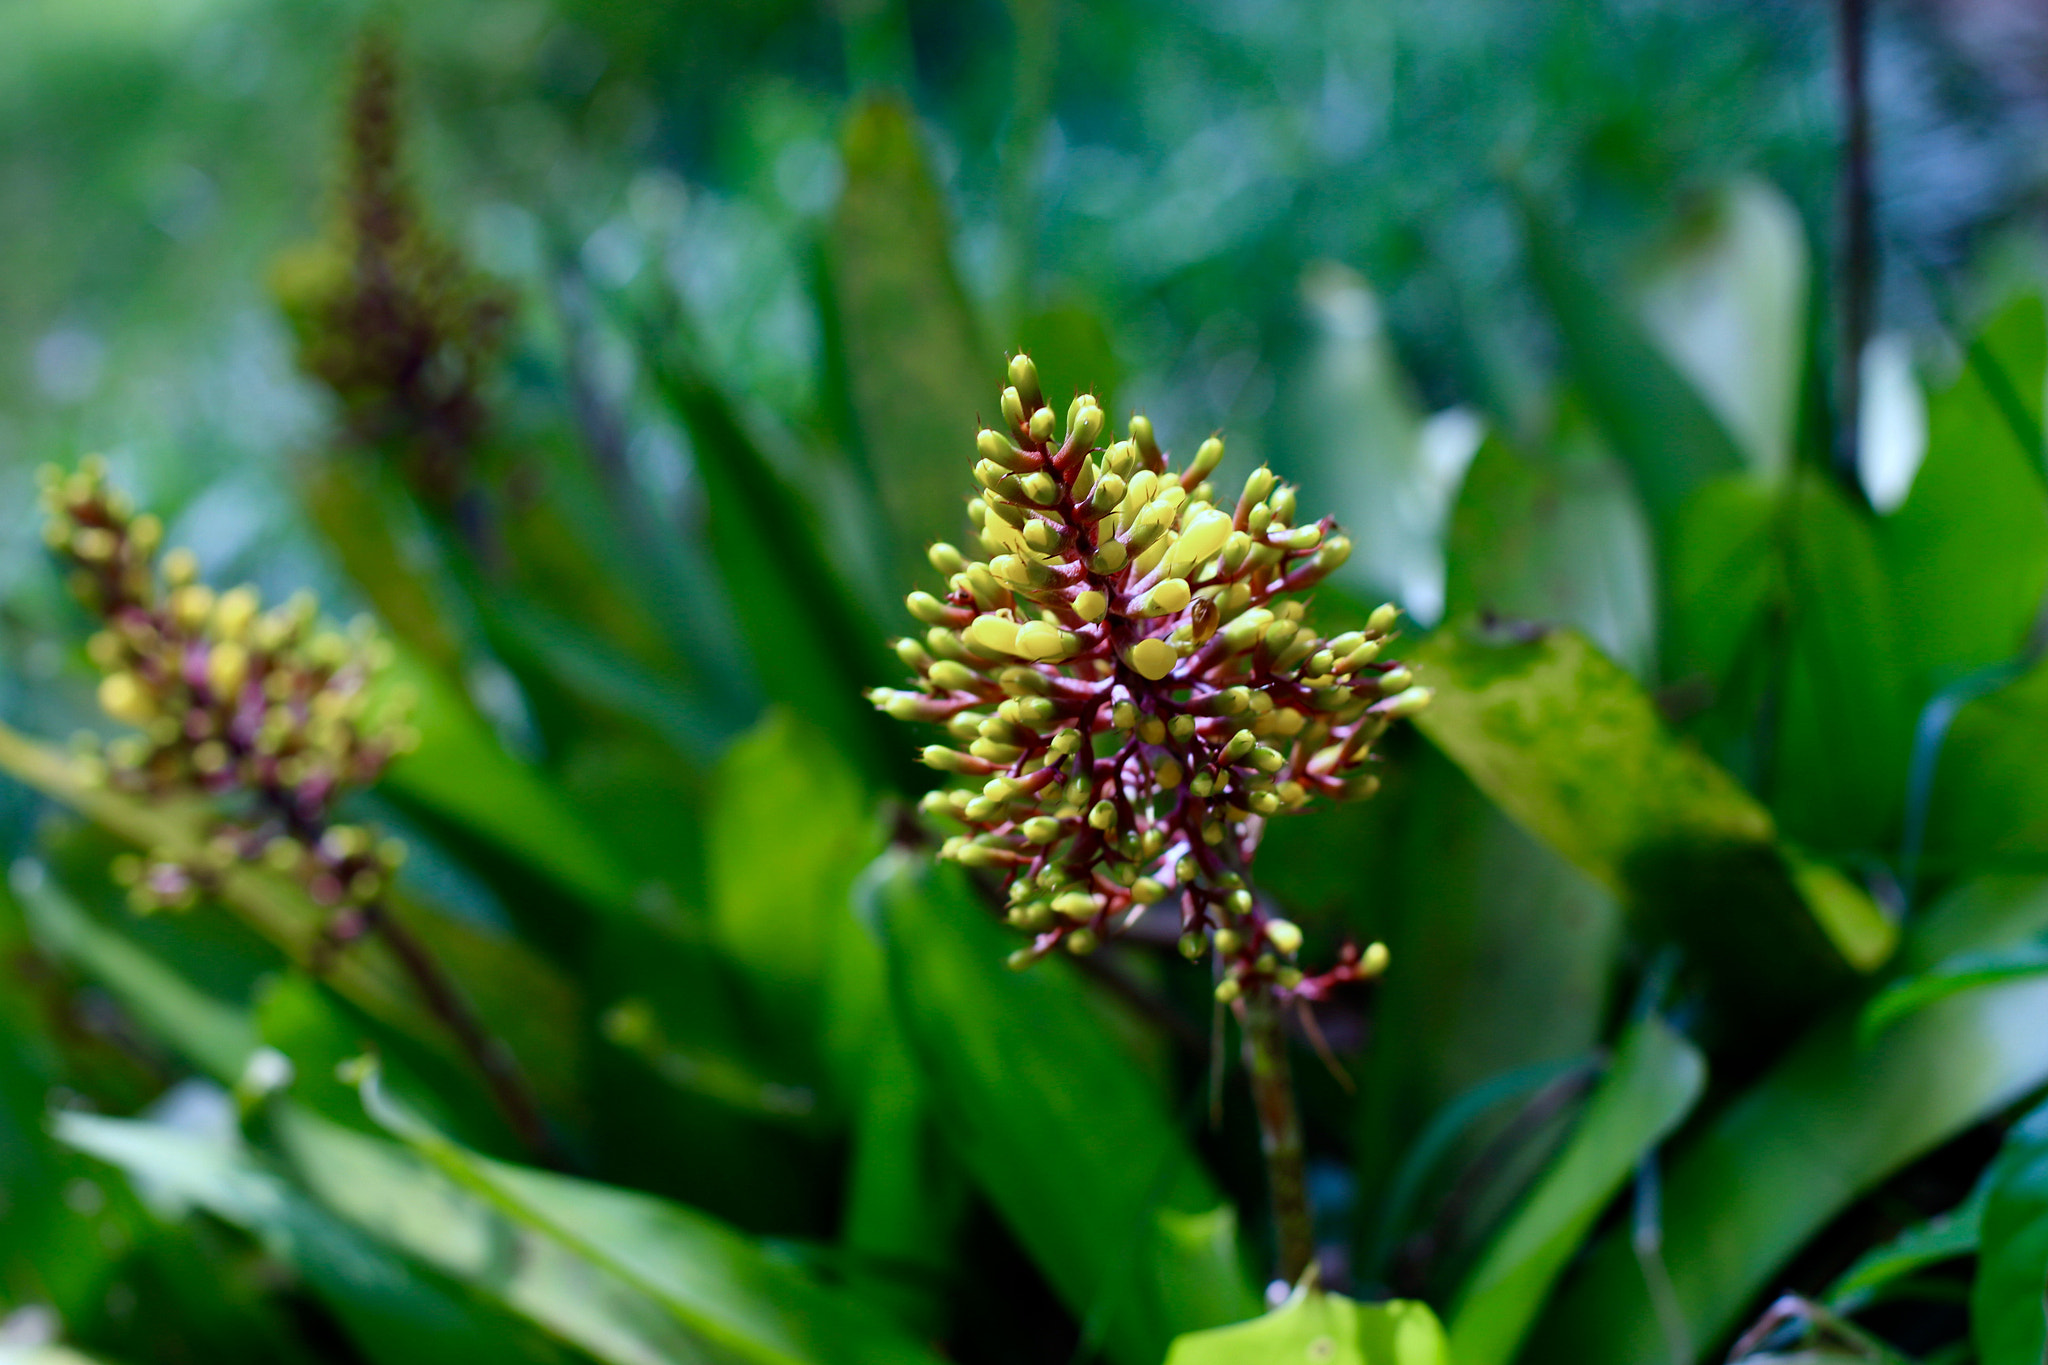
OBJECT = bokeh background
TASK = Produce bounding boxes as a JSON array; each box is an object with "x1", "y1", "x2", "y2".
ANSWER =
[{"x1": 8, "y1": 2, "x2": 2048, "y2": 1363}]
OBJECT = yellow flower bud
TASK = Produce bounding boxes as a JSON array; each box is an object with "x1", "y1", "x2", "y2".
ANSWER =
[
  {"x1": 1128, "y1": 638, "x2": 1177, "y2": 680},
  {"x1": 98, "y1": 673, "x2": 155, "y2": 726},
  {"x1": 1265, "y1": 919, "x2": 1303, "y2": 956},
  {"x1": 1074, "y1": 590, "x2": 1107, "y2": 622}
]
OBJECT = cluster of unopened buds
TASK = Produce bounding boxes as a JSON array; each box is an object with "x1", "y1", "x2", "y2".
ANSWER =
[
  {"x1": 40, "y1": 459, "x2": 416, "y2": 922},
  {"x1": 870, "y1": 355, "x2": 1428, "y2": 1002}
]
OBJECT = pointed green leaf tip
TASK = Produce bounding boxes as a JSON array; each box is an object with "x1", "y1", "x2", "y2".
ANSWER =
[{"x1": 1164, "y1": 1288, "x2": 1448, "y2": 1365}]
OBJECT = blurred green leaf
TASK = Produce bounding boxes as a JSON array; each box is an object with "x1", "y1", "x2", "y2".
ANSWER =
[
  {"x1": 1634, "y1": 178, "x2": 1808, "y2": 481},
  {"x1": 1411, "y1": 620, "x2": 1895, "y2": 1016},
  {"x1": 1528, "y1": 874, "x2": 2048, "y2": 1364},
  {"x1": 873, "y1": 852, "x2": 1260, "y2": 1365},
  {"x1": 0, "y1": 720, "x2": 582, "y2": 1111},
  {"x1": 1664, "y1": 475, "x2": 1779, "y2": 695},
  {"x1": 1972, "y1": 1097, "x2": 2048, "y2": 1364},
  {"x1": 636, "y1": 308, "x2": 903, "y2": 787},
  {"x1": 1290, "y1": 263, "x2": 1474, "y2": 623},
  {"x1": 283, "y1": 1077, "x2": 942, "y2": 1365},
  {"x1": 1768, "y1": 472, "x2": 1915, "y2": 855},
  {"x1": 1443, "y1": 422, "x2": 1656, "y2": 676},
  {"x1": 708, "y1": 708, "x2": 880, "y2": 1071},
  {"x1": 1518, "y1": 190, "x2": 1747, "y2": 525},
  {"x1": 57, "y1": 1112, "x2": 567, "y2": 1365},
  {"x1": 829, "y1": 94, "x2": 989, "y2": 584},
  {"x1": 374, "y1": 643, "x2": 640, "y2": 917},
  {"x1": 13, "y1": 865, "x2": 254, "y2": 1082},
  {"x1": 1921, "y1": 656, "x2": 2048, "y2": 874},
  {"x1": 1448, "y1": 1014, "x2": 1705, "y2": 1365},
  {"x1": 1864, "y1": 938, "x2": 2048, "y2": 1037},
  {"x1": 1163, "y1": 1290, "x2": 1448, "y2": 1365},
  {"x1": 1825, "y1": 1183, "x2": 1983, "y2": 1311},
  {"x1": 1879, "y1": 295, "x2": 2048, "y2": 692}
]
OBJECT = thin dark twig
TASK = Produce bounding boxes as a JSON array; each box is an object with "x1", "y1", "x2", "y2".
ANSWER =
[
  {"x1": 357, "y1": 899, "x2": 561, "y2": 1167},
  {"x1": 1835, "y1": 0, "x2": 1876, "y2": 481}
]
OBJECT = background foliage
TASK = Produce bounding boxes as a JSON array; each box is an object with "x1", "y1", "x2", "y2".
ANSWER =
[{"x1": 6, "y1": 0, "x2": 2048, "y2": 1361}]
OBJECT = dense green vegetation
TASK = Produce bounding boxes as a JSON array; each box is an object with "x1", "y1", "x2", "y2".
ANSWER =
[{"x1": 6, "y1": 1, "x2": 2048, "y2": 1361}]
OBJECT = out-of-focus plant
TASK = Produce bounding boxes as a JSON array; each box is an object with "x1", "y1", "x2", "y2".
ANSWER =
[
  {"x1": 870, "y1": 352, "x2": 1428, "y2": 1285},
  {"x1": 36, "y1": 458, "x2": 553, "y2": 1160},
  {"x1": 272, "y1": 27, "x2": 513, "y2": 514}
]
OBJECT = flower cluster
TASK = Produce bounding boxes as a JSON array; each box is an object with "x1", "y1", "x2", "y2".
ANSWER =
[
  {"x1": 870, "y1": 355, "x2": 1428, "y2": 999},
  {"x1": 40, "y1": 459, "x2": 415, "y2": 919},
  {"x1": 272, "y1": 27, "x2": 514, "y2": 508}
]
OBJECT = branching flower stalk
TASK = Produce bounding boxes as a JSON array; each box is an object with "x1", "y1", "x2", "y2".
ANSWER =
[
  {"x1": 869, "y1": 354, "x2": 1429, "y2": 1285},
  {"x1": 39, "y1": 460, "x2": 553, "y2": 1160},
  {"x1": 273, "y1": 27, "x2": 514, "y2": 520}
]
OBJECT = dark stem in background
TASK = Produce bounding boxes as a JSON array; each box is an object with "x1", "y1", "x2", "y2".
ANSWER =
[
  {"x1": 1242, "y1": 982, "x2": 1316, "y2": 1287},
  {"x1": 1834, "y1": 0, "x2": 1875, "y2": 481},
  {"x1": 360, "y1": 899, "x2": 560, "y2": 1166}
]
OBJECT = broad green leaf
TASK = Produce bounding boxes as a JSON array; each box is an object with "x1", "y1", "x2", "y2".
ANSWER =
[
  {"x1": 1518, "y1": 190, "x2": 1747, "y2": 525},
  {"x1": 636, "y1": 309, "x2": 904, "y2": 788},
  {"x1": 0, "y1": 720, "x2": 581, "y2": 1109},
  {"x1": 1290, "y1": 263, "x2": 1478, "y2": 626},
  {"x1": 1664, "y1": 475, "x2": 1778, "y2": 696},
  {"x1": 1973, "y1": 1098, "x2": 2048, "y2": 1364},
  {"x1": 1920, "y1": 625, "x2": 2048, "y2": 878},
  {"x1": 708, "y1": 708, "x2": 881, "y2": 1070},
  {"x1": 1825, "y1": 1183, "x2": 1984, "y2": 1311},
  {"x1": 12, "y1": 865, "x2": 254, "y2": 1081},
  {"x1": 1527, "y1": 875, "x2": 2048, "y2": 1364},
  {"x1": 1864, "y1": 939, "x2": 2048, "y2": 1036},
  {"x1": 1879, "y1": 294, "x2": 2048, "y2": 691},
  {"x1": 282, "y1": 1079, "x2": 941, "y2": 1365},
  {"x1": 1448, "y1": 1015, "x2": 1705, "y2": 1365},
  {"x1": 829, "y1": 95, "x2": 989, "y2": 585},
  {"x1": 1443, "y1": 422, "x2": 1656, "y2": 677},
  {"x1": 1769, "y1": 471, "x2": 1914, "y2": 855},
  {"x1": 873, "y1": 854, "x2": 1260, "y2": 1365},
  {"x1": 374, "y1": 643, "x2": 640, "y2": 916},
  {"x1": 1342, "y1": 747, "x2": 1620, "y2": 1287},
  {"x1": 1635, "y1": 178, "x2": 1808, "y2": 481},
  {"x1": 56, "y1": 1113, "x2": 566, "y2": 1365},
  {"x1": 1163, "y1": 1289, "x2": 1448, "y2": 1365},
  {"x1": 1411, "y1": 620, "x2": 1896, "y2": 1010}
]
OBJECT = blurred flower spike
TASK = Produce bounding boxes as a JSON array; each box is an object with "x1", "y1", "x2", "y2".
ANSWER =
[
  {"x1": 869, "y1": 354, "x2": 1428, "y2": 1000},
  {"x1": 39, "y1": 458, "x2": 416, "y2": 918}
]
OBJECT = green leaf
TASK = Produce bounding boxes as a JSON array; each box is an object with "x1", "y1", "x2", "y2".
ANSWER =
[
  {"x1": 1634, "y1": 178, "x2": 1809, "y2": 481},
  {"x1": 708, "y1": 708, "x2": 881, "y2": 1071},
  {"x1": 1879, "y1": 294, "x2": 2048, "y2": 691},
  {"x1": 1864, "y1": 939, "x2": 2048, "y2": 1037},
  {"x1": 1442, "y1": 422, "x2": 1656, "y2": 676},
  {"x1": 828, "y1": 94, "x2": 989, "y2": 587},
  {"x1": 1825, "y1": 1182, "x2": 1984, "y2": 1311},
  {"x1": 1973, "y1": 1098, "x2": 2048, "y2": 1364},
  {"x1": 0, "y1": 720, "x2": 582, "y2": 1110},
  {"x1": 1518, "y1": 189, "x2": 1747, "y2": 525},
  {"x1": 12, "y1": 866, "x2": 254, "y2": 1082},
  {"x1": 1664, "y1": 475, "x2": 1779, "y2": 695},
  {"x1": 373, "y1": 643, "x2": 640, "y2": 916},
  {"x1": 633, "y1": 301, "x2": 905, "y2": 788},
  {"x1": 1163, "y1": 1289, "x2": 1448, "y2": 1365},
  {"x1": 1769, "y1": 471, "x2": 1914, "y2": 855},
  {"x1": 1920, "y1": 641, "x2": 2048, "y2": 877},
  {"x1": 55, "y1": 1113, "x2": 566, "y2": 1365},
  {"x1": 1411, "y1": 619, "x2": 1896, "y2": 1012},
  {"x1": 1448, "y1": 1014, "x2": 1705, "y2": 1365},
  {"x1": 1526, "y1": 874, "x2": 2048, "y2": 1364},
  {"x1": 873, "y1": 853, "x2": 1260, "y2": 1365},
  {"x1": 282, "y1": 1079, "x2": 941, "y2": 1365},
  {"x1": 1289, "y1": 263, "x2": 1473, "y2": 624}
]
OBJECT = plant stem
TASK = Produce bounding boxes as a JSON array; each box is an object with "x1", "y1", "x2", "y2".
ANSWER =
[
  {"x1": 363, "y1": 900, "x2": 561, "y2": 1167},
  {"x1": 1835, "y1": 0, "x2": 1874, "y2": 479},
  {"x1": 1242, "y1": 981, "x2": 1315, "y2": 1287}
]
